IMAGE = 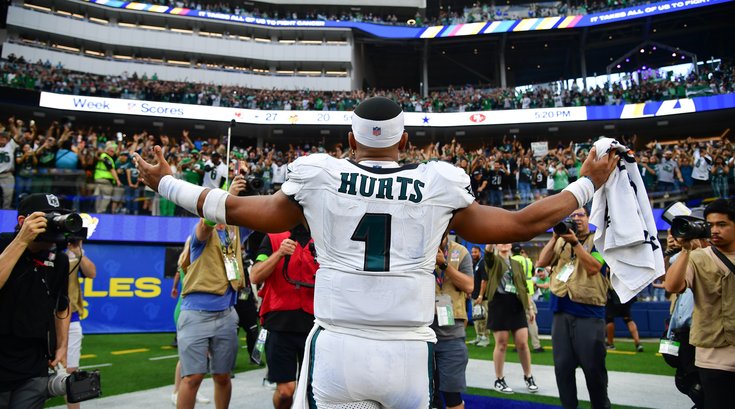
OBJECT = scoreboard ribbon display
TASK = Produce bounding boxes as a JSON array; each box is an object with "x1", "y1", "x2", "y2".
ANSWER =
[{"x1": 84, "y1": 0, "x2": 732, "y2": 39}]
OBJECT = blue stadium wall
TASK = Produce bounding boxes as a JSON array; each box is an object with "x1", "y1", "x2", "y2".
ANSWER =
[{"x1": 0, "y1": 210, "x2": 670, "y2": 335}]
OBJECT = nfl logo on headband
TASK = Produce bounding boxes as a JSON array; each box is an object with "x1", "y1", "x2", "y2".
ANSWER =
[{"x1": 372, "y1": 127, "x2": 381, "y2": 136}]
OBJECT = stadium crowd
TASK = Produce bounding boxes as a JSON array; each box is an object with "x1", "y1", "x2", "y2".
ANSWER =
[
  {"x1": 0, "y1": 113, "x2": 729, "y2": 217},
  {"x1": 1, "y1": 58, "x2": 733, "y2": 112},
  {"x1": 148, "y1": 0, "x2": 664, "y2": 26}
]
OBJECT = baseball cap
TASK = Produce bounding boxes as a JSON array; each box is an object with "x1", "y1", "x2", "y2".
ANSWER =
[
  {"x1": 191, "y1": 149, "x2": 200, "y2": 154},
  {"x1": 511, "y1": 243, "x2": 522, "y2": 254},
  {"x1": 211, "y1": 151, "x2": 221, "y2": 158},
  {"x1": 472, "y1": 170, "x2": 482, "y2": 177},
  {"x1": 17, "y1": 193, "x2": 69, "y2": 216}
]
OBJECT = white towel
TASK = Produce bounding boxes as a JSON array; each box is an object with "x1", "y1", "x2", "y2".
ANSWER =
[{"x1": 589, "y1": 138, "x2": 665, "y2": 303}]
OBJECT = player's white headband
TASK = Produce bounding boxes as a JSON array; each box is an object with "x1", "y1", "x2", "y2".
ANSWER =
[{"x1": 351, "y1": 111, "x2": 405, "y2": 148}]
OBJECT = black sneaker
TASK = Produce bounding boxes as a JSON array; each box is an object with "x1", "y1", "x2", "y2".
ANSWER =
[
  {"x1": 533, "y1": 346, "x2": 545, "y2": 353},
  {"x1": 636, "y1": 343, "x2": 644, "y2": 353},
  {"x1": 606, "y1": 343, "x2": 616, "y2": 350},
  {"x1": 524, "y1": 375, "x2": 539, "y2": 393},
  {"x1": 494, "y1": 377, "x2": 513, "y2": 394}
]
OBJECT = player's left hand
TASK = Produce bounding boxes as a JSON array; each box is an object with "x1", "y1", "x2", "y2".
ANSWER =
[
  {"x1": 133, "y1": 145, "x2": 172, "y2": 192},
  {"x1": 580, "y1": 146, "x2": 619, "y2": 189}
]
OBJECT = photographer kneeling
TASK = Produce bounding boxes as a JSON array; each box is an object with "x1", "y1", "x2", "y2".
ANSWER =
[
  {"x1": 0, "y1": 194, "x2": 71, "y2": 409},
  {"x1": 665, "y1": 198, "x2": 735, "y2": 409}
]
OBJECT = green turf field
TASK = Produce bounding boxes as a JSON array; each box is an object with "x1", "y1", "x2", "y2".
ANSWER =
[
  {"x1": 466, "y1": 387, "x2": 650, "y2": 409},
  {"x1": 465, "y1": 326, "x2": 676, "y2": 377},
  {"x1": 45, "y1": 332, "x2": 261, "y2": 407},
  {"x1": 45, "y1": 328, "x2": 674, "y2": 408}
]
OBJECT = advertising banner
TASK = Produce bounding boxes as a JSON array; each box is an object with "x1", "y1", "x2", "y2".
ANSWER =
[
  {"x1": 40, "y1": 92, "x2": 735, "y2": 128},
  {"x1": 78, "y1": 243, "x2": 179, "y2": 333}
]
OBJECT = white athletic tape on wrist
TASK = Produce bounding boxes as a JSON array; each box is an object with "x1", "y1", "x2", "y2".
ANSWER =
[
  {"x1": 158, "y1": 175, "x2": 205, "y2": 216},
  {"x1": 202, "y1": 188, "x2": 229, "y2": 225},
  {"x1": 563, "y1": 177, "x2": 595, "y2": 207}
]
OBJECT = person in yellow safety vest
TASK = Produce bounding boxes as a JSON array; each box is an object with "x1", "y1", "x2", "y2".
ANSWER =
[
  {"x1": 94, "y1": 142, "x2": 122, "y2": 213},
  {"x1": 511, "y1": 244, "x2": 544, "y2": 353}
]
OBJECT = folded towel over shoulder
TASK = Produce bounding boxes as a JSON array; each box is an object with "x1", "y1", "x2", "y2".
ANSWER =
[{"x1": 589, "y1": 138, "x2": 665, "y2": 303}]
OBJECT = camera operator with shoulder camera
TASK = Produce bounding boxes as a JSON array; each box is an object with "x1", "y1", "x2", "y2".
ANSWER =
[
  {"x1": 537, "y1": 206, "x2": 611, "y2": 409},
  {"x1": 0, "y1": 194, "x2": 71, "y2": 409},
  {"x1": 665, "y1": 198, "x2": 735, "y2": 409}
]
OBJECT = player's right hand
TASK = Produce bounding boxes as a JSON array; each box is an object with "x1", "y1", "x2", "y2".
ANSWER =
[
  {"x1": 132, "y1": 145, "x2": 173, "y2": 192},
  {"x1": 278, "y1": 239, "x2": 297, "y2": 257},
  {"x1": 17, "y1": 212, "x2": 47, "y2": 245}
]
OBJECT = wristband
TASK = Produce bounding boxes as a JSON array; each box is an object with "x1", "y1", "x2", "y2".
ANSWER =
[
  {"x1": 202, "y1": 188, "x2": 229, "y2": 225},
  {"x1": 203, "y1": 219, "x2": 217, "y2": 227},
  {"x1": 569, "y1": 241, "x2": 579, "y2": 247},
  {"x1": 438, "y1": 262, "x2": 448, "y2": 271},
  {"x1": 158, "y1": 175, "x2": 206, "y2": 217},
  {"x1": 562, "y1": 177, "x2": 595, "y2": 208}
]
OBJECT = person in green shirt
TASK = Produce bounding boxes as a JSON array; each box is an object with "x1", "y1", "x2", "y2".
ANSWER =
[
  {"x1": 180, "y1": 150, "x2": 204, "y2": 186},
  {"x1": 532, "y1": 267, "x2": 551, "y2": 301}
]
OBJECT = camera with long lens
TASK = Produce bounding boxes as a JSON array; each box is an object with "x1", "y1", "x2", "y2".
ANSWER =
[
  {"x1": 238, "y1": 175, "x2": 264, "y2": 196},
  {"x1": 553, "y1": 219, "x2": 578, "y2": 235},
  {"x1": 671, "y1": 216, "x2": 710, "y2": 239},
  {"x1": 48, "y1": 367, "x2": 101, "y2": 403},
  {"x1": 662, "y1": 202, "x2": 709, "y2": 239},
  {"x1": 36, "y1": 212, "x2": 88, "y2": 243}
]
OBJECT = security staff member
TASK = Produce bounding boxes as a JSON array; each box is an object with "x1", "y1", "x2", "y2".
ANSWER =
[
  {"x1": 0, "y1": 193, "x2": 71, "y2": 409},
  {"x1": 94, "y1": 142, "x2": 121, "y2": 213},
  {"x1": 665, "y1": 198, "x2": 735, "y2": 409},
  {"x1": 431, "y1": 235, "x2": 473, "y2": 409},
  {"x1": 251, "y1": 224, "x2": 317, "y2": 409},
  {"x1": 537, "y1": 206, "x2": 610, "y2": 409}
]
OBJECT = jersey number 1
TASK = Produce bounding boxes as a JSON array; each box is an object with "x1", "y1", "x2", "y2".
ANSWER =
[{"x1": 351, "y1": 213, "x2": 391, "y2": 271}]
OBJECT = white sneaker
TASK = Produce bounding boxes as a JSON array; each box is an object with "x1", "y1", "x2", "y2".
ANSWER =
[
  {"x1": 476, "y1": 336, "x2": 490, "y2": 348},
  {"x1": 524, "y1": 375, "x2": 539, "y2": 393},
  {"x1": 494, "y1": 377, "x2": 513, "y2": 394},
  {"x1": 170, "y1": 392, "x2": 177, "y2": 405},
  {"x1": 196, "y1": 393, "x2": 211, "y2": 404}
]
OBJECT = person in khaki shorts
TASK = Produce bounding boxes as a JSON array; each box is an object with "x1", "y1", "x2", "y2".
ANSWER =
[
  {"x1": 665, "y1": 198, "x2": 735, "y2": 409},
  {"x1": 175, "y1": 177, "x2": 247, "y2": 409}
]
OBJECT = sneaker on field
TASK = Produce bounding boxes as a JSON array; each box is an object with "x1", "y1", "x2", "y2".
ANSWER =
[
  {"x1": 476, "y1": 336, "x2": 490, "y2": 348},
  {"x1": 532, "y1": 346, "x2": 545, "y2": 353},
  {"x1": 468, "y1": 337, "x2": 481, "y2": 345},
  {"x1": 196, "y1": 393, "x2": 211, "y2": 404},
  {"x1": 524, "y1": 375, "x2": 539, "y2": 393},
  {"x1": 636, "y1": 343, "x2": 644, "y2": 353},
  {"x1": 494, "y1": 377, "x2": 513, "y2": 394},
  {"x1": 606, "y1": 343, "x2": 616, "y2": 350}
]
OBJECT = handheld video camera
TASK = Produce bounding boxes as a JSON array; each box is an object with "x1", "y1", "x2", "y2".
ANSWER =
[
  {"x1": 553, "y1": 219, "x2": 577, "y2": 235},
  {"x1": 48, "y1": 367, "x2": 101, "y2": 403},
  {"x1": 36, "y1": 212, "x2": 88, "y2": 243}
]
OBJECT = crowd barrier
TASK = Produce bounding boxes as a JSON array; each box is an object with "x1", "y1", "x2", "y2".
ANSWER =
[{"x1": 0, "y1": 210, "x2": 672, "y2": 335}]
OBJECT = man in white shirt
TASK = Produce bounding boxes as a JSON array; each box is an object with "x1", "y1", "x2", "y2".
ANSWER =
[
  {"x1": 0, "y1": 131, "x2": 19, "y2": 208},
  {"x1": 691, "y1": 147, "x2": 712, "y2": 188},
  {"x1": 133, "y1": 96, "x2": 617, "y2": 409},
  {"x1": 270, "y1": 158, "x2": 288, "y2": 191}
]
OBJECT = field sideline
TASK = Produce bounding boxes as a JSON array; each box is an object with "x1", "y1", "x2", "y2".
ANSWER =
[{"x1": 44, "y1": 329, "x2": 677, "y2": 408}]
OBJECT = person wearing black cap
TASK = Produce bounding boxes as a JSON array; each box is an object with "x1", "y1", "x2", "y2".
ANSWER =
[
  {"x1": 134, "y1": 96, "x2": 618, "y2": 409},
  {"x1": 0, "y1": 193, "x2": 71, "y2": 408},
  {"x1": 202, "y1": 151, "x2": 227, "y2": 190}
]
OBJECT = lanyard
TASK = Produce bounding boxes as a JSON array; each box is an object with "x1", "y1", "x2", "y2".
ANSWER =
[{"x1": 219, "y1": 227, "x2": 235, "y2": 256}]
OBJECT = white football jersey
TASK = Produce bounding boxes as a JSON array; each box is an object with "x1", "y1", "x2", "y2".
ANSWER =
[
  {"x1": 282, "y1": 154, "x2": 474, "y2": 340},
  {"x1": 0, "y1": 138, "x2": 18, "y2": 174},
  {"x1": 202, "y1": 161, "x2": 228, "y2": 189}
]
